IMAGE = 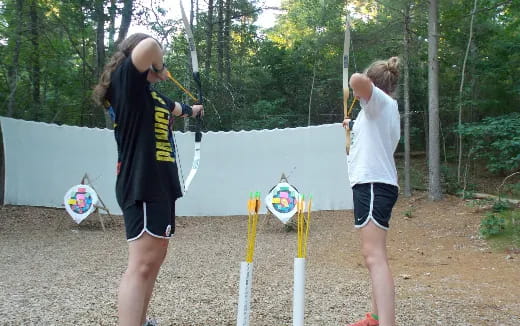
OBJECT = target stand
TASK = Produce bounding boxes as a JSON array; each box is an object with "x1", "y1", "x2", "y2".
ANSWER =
[{"x1": 60, "y1": 173, "x2": 113, "y2": 231}]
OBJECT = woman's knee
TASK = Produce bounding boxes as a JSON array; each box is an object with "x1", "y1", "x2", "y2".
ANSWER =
[
  {"x1": 128, "y1": 255, "x2": 165, "y2": 279},
  {"x1": 361, "y1": 246, "x2": 386, "y2": 268},
  {"x1": 127, "y1": 237, "x2": 168, "y2": 279}
]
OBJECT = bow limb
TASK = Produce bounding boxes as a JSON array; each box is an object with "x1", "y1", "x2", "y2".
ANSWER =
[
  {"x1": 343, "y1": 88, "x2": 351, "y2": 154},
  {"x1": 343, "y1": 11, "x2": 352, "y2": 155},
  {"x1": 180, "y1": 1, "x2": 203, "y2": 193}
]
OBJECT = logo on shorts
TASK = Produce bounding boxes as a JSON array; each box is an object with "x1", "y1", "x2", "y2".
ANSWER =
[{"x1": 165, "y1": 225, "x2": 172, "y2": 237}]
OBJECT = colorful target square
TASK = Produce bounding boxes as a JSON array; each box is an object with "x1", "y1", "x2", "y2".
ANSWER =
[
  {"x1": 265, "y1": 182, "x2": 300, "y2": 224},
  {"x1": 64, "y1": 184, "x2": 99, "y2": 224}
]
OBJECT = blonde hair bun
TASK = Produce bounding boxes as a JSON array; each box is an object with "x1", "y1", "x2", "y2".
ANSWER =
[
  {"x1": 387, "y1": 56, "x2": 400, "y2": 75},
  {"x1": 364, "y1": 56, "x2": 401, "y2": 97}
]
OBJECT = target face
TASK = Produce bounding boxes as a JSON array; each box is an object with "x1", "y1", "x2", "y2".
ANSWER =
[
  {"x1": 64, "y1": 184, "x2": 99, "y2": 224},
  {"x1": 265, "y1": 182, "x2": 300, "y2": 224}
]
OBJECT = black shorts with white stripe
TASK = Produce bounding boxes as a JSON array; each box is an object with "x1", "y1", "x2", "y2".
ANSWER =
[
  {"x1": 122, "y1": 200, "x2": 176, "y2": 241},
  {"x1": 352, "y1": 182, "x2": 398, "y2": 230}
]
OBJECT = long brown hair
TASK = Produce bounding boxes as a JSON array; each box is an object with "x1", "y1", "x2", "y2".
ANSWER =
[
  {"x1": 92, "y1": 33, "x2": 151, "y2": 106},
  {"x1": 364, "y1": 56, "x2": 400, "y2": 97}
]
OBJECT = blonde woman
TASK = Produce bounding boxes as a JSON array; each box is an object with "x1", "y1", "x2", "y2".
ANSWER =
[{"x1": 343, "y1": 57, "x2": 401, "y2": 326}]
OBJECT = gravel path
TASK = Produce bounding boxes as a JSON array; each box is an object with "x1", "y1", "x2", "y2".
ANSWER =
[{"x1": 0, "y1": 194, "x2": 519, "y2": 325}]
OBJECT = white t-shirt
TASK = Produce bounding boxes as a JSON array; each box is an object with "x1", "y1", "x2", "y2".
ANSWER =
[{"x1": 347, "y1": 85, "x2": 400, "y2": 187}]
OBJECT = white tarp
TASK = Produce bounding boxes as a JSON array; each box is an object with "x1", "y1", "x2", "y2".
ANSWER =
[{"x1": 0, "y1": 117, "x2": 352, "y2": 216}]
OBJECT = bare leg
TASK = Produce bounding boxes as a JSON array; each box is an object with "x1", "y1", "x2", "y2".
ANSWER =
[
  {"x1": 118, "y1": 233, "x2": 168, "y2": 326},
  {"x1": 140, "y1": 239, "x2": 168, "y2": 324},
  {"x1": 359, "y1": 221, "x2": 395, "y2": 326}
]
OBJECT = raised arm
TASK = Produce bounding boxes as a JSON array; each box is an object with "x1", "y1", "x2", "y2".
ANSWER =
[
  {"x1": 349, "y1": 73, "x2": 373, "y2": 102},
  {"x1": 131, "y1": 37, "x2": 165, "y2": 74}
]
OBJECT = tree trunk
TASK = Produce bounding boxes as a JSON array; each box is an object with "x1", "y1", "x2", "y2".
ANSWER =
[
  {"x1": 205, "y1": 0, "x2": 214, "y2": 71},
  {"x1": 94, "y1": 0, "x2": 112, "y2": 129},
  {"x1": 403, "y1": 1, "x2": 412, "y2": 197},
  {"x1": 428, "y1": 0, "x2": 442, "y2": 200},
  {"x1": 457, "y1": 0, "x2": 478, "y2": 182},
  {"x1": 115, "y1": 0, "x2": 134, "y2": 48},
  {"x1": 29, "y1": 0, "x2": 41, "y2": 121},
  {"x1": 80, "y1": 0, "x2": 87, "y2": 126},
  {"x1": 217, "y1": 0, "x2": 224, "y2": 80},
  {"x1": 95, "y1": 0, "x2": 106, "y2": 78},
  {"x1": 7, "y1": 0, "x2": 23, "y2": 118},
  {"x1": 224, "y1": 0, "x2": 232, "y2": 84},
  {"x1": 108, "y1": 0, "x2": 117, "y2": 52}
]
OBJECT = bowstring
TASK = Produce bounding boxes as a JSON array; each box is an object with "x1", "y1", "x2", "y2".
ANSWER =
[
  {"x1": 168, "y1": 72, "x2": 195, "y2": 192},
  {"x1": 171, "y1": 120, "x2": 186, "y2": 192}
]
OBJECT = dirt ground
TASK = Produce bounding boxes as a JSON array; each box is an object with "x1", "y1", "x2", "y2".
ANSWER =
[
  {"x1": 315, "y1": 192, "x2": 520, "y2": 325},
  {"x1": 0, "y1": 192, "x2": 519, "y2": 325},
  {"x1": 362, "y1": 193, "x2": 520, "y2": 324}
]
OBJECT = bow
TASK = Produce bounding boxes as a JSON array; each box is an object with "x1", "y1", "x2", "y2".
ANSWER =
[
  {"x1": 343, "y1": 9, "x2": 355, "y2": 155},
  {"x1": 180, "y1": 1, "x2": 203, "y2": 193}
]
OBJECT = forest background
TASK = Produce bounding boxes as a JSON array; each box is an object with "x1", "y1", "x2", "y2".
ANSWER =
[{"x1": 0, "y1": 0, "x2": 518, "y2": 218}]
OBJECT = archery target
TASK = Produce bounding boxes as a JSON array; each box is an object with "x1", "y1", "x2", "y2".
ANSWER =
[
  {"x1": 265, "y1": 182, "x2": 300, "y2": 224},
  {"x1": 64, "y1": 184, "x2": 99, "y2": 224}
]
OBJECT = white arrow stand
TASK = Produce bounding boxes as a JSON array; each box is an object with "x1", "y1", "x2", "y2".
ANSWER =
[
  {"x1": 237, "y1": 261, "x2": 254, "y2": 326},
  {"x1": 292, "y1": 257, "x2": 306, "y2": 326}
]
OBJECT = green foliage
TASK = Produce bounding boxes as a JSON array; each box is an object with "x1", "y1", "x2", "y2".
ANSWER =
[
  {"x1": 511, "y1": 210, "x2": 520, "y2": 247},
  {"x1": 458, "y1": 113, "x2": 520, "y2": 174},
  {"x1": 403, "y1": 207, "x2": 414, "y2": 218},
  {"x1": 480, "y1": 212, "x2": 506, "y2": 238},
  {"x1": 465, "y1": 198, "x2": 493, "y2": 210},
  {"x1": 234, "y1": 99, "x2": 289, "y2": 130},
  {"x1": 440, "y1": 164, "x2": 461, "y2": 195},
  {"x1": 492, "y1": 200, "x2": 512, "y2": 213},
  {"x1": 0, "y1": 0, "x2": 517, "y2": 155},
  {"x1": 503, "y1": 183, "x2": 520, "y2": 198},
  {"x1": 396, "y1": 161, "x2": 427, "y2": 191},
  {"x1": 0, "y1": 0, "x2": 103, "y2": 126},
  {"x1": 479, "y1": 199, "x2": 520, "y2": 250},
  {"x1": 440, "y1": 163, "x2": 476, "y2": 196}
]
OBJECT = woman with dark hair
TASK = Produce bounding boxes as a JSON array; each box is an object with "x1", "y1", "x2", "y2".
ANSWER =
[
  {"x1": 343, "y1": 57, "x2": 401, "y2": 326},
  {"x1": 93, "y1": 33, "x2": 203, "y2": 326}
]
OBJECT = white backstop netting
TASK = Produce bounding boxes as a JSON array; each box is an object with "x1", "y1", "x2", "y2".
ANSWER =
[{"x1": 0, "y1": 117, "x2": 353, "y2": 216}]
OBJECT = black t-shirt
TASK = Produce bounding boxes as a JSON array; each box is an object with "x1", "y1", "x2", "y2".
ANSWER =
[{"x1": 107, "y1": 57, "x2": 183, "y2": 209}]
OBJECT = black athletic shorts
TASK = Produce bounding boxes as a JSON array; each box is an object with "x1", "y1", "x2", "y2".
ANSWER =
[
  {"x1": 352, "y1": 182, "x2": 399, "y2": 230},
  {"x1": 122, "y1": 200, "x2": 176, "y2": 241}
]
